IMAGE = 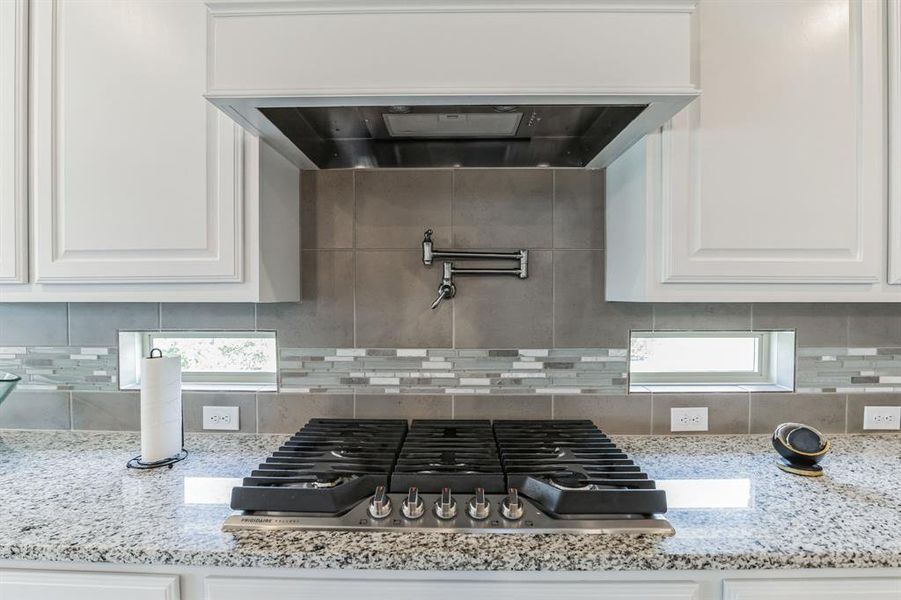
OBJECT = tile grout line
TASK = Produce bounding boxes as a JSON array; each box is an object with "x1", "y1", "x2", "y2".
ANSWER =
[
  {"x1": 844, "y1": 392, "x2": 849, "y2": 433},
  {"x1": 551, "y1": 169, "x2": 556, "y2": 349},
  {"x1": 352, "y1": 170, "x2": 358, "y2": 350},
  {"x1": 66, "y1": 303, "x2": 71, "y2": 346},
  {"x1": 747, "y1": 392, "x2": 752, "y2": 434},
  {"x1": 451, "y1": 169, "x2": 456, "y2": 350}
]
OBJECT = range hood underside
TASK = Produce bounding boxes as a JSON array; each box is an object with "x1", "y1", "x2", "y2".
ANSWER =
[{"x1": 260, "y1": 104, "x2": 647, "y2": 169}]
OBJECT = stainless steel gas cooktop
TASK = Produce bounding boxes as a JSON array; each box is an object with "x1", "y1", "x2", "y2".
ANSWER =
[{"x1": 223, "y1": 419, "x2": 674, "y2": 535}]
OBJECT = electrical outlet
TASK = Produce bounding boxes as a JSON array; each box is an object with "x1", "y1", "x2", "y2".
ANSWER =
[
  {"x1": 202, "y1": 406, "x2": 240, "y2": 431},
  {"x1": 670, "y1": 407, "x2": 709, "y2": 432},
  {"x1": 863, "y1": 405, "x2": 901, "y2": 431}
]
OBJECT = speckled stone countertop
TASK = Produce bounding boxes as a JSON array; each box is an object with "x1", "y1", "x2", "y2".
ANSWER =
[{"x1": 0, "y1": 430, "x2": 898, "y2": 571}]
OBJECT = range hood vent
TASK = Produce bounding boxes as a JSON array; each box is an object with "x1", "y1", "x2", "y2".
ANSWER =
[
  {"x1": 259, "y1": 105, "x2": 647, "y2": 169},
  {"x1": 205, "y1": 0, "x2": 699, "y2": 170},
  {"x1": 383, "y1": 111, "x2": 523, "y2": 138}
]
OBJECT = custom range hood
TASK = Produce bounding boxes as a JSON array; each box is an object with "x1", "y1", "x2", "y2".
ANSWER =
[{"x1": 205, "y1": 0, "x2": 699, "y2": 170}]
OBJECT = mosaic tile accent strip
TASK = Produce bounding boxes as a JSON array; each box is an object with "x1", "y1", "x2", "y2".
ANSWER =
[
  {"x1": 796, "y1": 347, "x2": 901, "y2": 393},
  {"x1": 7, "y1": 344, "x2": 901, "y2": 396},
  {"x1": 278, "y1": 348, "x2": 629, "y2": 395},
  {"x1": 0, "y1": 346, "x2": 118, "y2": 391}
]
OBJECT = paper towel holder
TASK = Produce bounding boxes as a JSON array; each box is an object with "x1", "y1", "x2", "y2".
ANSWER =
[{"x1": 126, "y1": 348, "x2": 188, "y2": 470}]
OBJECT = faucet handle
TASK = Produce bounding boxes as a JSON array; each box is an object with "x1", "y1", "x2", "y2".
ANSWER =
[{"x1": 431, "y1": 283, "x2": 454, "y2": 309}]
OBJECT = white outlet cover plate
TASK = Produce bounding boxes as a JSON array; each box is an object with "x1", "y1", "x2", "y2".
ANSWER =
[
  {"x1": 863, "y1": 405, "x2": 901, "y2": 430},
  {"x1": 670, "y1": 407, "x2": 709, "y2": 432},
  {"x1": 202, "y1": 406, "x2": 240, "y2": 431}
]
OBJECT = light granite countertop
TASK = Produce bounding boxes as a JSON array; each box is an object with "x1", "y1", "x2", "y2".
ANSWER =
[{"x1": 0, "y1": 429, "x2": 898, "y2": 571}]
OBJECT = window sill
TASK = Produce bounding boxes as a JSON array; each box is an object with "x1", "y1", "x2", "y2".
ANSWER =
[
  {"x1": 629, "y1": 384, "x2": 793, "y2": 394},
  {"x1": 121, "y1": 382, "x2": 277, "y2": 393}
]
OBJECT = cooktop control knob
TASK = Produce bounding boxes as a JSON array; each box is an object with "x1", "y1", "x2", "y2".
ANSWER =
[
  {"x1": 434, "y1": 487, "x2": 457, "y2": 520},
  {"x1": 401, "y1": 486, "x2": 425, "y2": 519},
  {"x1": 467, "y1": 487, "x2": 491, "y2": 520},
  {"x1": 500, "y1": 487, "x2": 524, "y2": 521},
  {"x1": 368, "y1": 485, "x2": 392, "y2": 519}
]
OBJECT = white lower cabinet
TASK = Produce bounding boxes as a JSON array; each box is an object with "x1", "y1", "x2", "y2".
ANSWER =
[
  {"x1": 0, "y1": 570, "x2": 180, "y2": 600},
  {"x1": 723, "y1": 578, "x2": 901, "y2": 600},
  {"x1": 204, "y1": 577, "x2": 701, "y2": 600}
]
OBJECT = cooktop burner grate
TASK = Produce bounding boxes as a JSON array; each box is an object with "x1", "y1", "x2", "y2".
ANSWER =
[
  {"x1": 390, "y1": 419, "x2": 505, "y2": 493},
  {"x1": 227, "y1": 417, "x2": 670, "y2": 530},
  {"x1": 230, "y1": 418, "x2": 407, "y2": 514},
  {"x1": 493, "y1": 420, "x2": 668, "y2": 516}
]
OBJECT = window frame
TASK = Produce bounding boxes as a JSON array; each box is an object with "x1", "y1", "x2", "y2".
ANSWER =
[
  {"x1": 118, "y1": 330, "x2": 278, "y2": 391},
  {"x1": 628, "y1": 330, "x2": 795, "y2": 391}
]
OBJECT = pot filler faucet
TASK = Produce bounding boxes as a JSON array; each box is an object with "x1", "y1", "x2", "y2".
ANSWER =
[{"x1": 421, "y1": 229, "x2": 528, "y2": 309}]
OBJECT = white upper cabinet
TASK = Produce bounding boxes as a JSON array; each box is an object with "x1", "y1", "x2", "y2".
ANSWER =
[
  {"x1": 607, "y1": 0, "x2": 890, "y2": 302},
  {"x1": 30, "y1": 0, "x2": 242, "y2": 283},
  {"x1": 0, "y1": 0, "x2": 28, "y2": 284},
  {"x1": 0, "y1": 0, "x2": 299, "y2": 302}
]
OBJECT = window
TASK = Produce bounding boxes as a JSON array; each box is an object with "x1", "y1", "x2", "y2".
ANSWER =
[
  {"x1": 119, "y1": 331, "x2": 277, "y2": 391},
  {"x1": 629, "y1": 330, "x2": 795, "y2": 393}
]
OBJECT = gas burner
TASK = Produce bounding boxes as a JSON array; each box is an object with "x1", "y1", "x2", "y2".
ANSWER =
[
  {"x1": 225, "y1": 418, "x2": 673, "y2": 535},
  {"x1": 549, "y1": 475, "x2": 592, "y2": 491}
]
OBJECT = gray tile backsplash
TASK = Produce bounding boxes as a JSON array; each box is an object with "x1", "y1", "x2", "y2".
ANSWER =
[
  {"x1": 161, "y1": 303, "x2": 255, "y2": 331},
  {"x1": 1, "y1": 168, "x2": 900, "y2": 434},
  {"x1": 0, "y1": 304, "x2": 69, "y2": 346},
  {"x1": 68, "y1": 303, "x2": 159, "y2": 346},
  {"x1": 72, "y1": 391, "x2": 140, "y2": 431},
  {"x1": 257, "y1": 250, "x2": 355, "y2": 347},
  {"x1": 452, "y1": 169, "x2": 553, "y2": 248}
]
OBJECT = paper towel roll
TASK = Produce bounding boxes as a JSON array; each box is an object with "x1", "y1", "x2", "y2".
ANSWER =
[{"x1": 140, "y1": 354, "x2": 182, "y2": 463}]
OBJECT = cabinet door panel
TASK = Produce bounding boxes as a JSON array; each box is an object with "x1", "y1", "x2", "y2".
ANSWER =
[
  {"x1": 0, "y1": 0, "x2": 27, "y2": 283},
  {"x1": 31, "y1": 0, "x2": 243, "y2": 284},
  {"x1": 0, "y1": 570, "x2": 179, "y2": 600},
  {"x1": 723, "y1": 578, "x2": 901, "y2": 600},
  {"x1": 206, "y1": 577, "x2": 700, "y2": 600},
  {"x1": 662, "y1": 0, "x2": 884, "y2": 284}
]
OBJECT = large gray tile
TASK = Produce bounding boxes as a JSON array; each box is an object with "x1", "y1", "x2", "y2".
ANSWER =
[
  {"x1": 160, "y1": 304, "x2": 254, "y2": 330},
  {"x1": 654, "y1": 304, "x2": 752, "y2": 331},
  {"x1": 752, "y1": 303, "x2": 848, "y2": 347},
  {"x1": 453, "y1": 251, "x2": 553, "y2": 348},
  {"x1": 0, "y1": 303, "x2": 68, "y2": 345},
  {"x1": 454, "y1": 395, "x2": 551, "y2": 420},
  {"x1": 847, "y1": 393, "x2": 901, "y2": 434},
  {"x1": 69, "y1": 303, "x2": 159, "y2": 346},
  {"x1": 355, "y1": 394, "x2": 451, "y2": 420},
  {"x1": 749, "y1": 393, "x2": 846, "y2": 434},
  {"x1": 183, "y1": 392, "x2": 256, "y2": 433},
  {"x1": 651, "y1": 393, "x2": 749, "y2": 434},
  {"x1": 453, "y1": 169, "x2": 553, "y2": 248},
  {"x1": 355, "y1": 170, "x2": 452, "y2": 249},
  {"x1": 257, "y1": 393, "x2": 353, "y2": 433},
  {"x1": 355, "y1": 250, "x2": 452, "y2": 347},
  {"x1": 0, "y1": 391, "x2": 70, "y2": 430},
  {"x1": 553, "y1": 394, "x2": 651, "y2": 434},
  {"x1": 554, "y1": 250, "x2": 651, "y2": 348},
  {"x1": 72, "y1": 392, "x2": 139, "y2": 431},
  {"x1": 258, "y1": 251, "x2": 354, "y2": 347},
  {"x1": 553, "y1": 169, "x2": 604, "y2": 249},
  {"x1": 847, "y1": 304, "x2": 901, "y2": 347},
  {"x1": 301, "y1": 170, "x2": 354, "y2": 249}
]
